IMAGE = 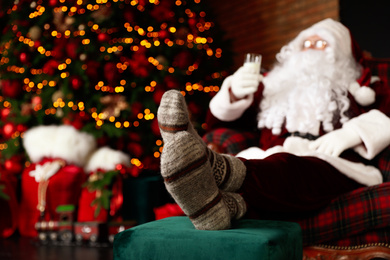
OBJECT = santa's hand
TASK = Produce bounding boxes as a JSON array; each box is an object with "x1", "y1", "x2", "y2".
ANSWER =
[
  {"x1": 231, "y1": 66, "x2": 263, "y2": 99},
  {"x1": 309, "y1": 127, "x2": 361, "y2": 157}
]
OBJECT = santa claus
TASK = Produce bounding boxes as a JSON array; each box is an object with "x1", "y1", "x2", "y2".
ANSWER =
[{"x1": 156, "y1": 18, "x2": 390, "y2": 231}]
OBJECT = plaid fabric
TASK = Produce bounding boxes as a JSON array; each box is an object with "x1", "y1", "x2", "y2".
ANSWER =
[
  {"x1": 202, "y1": 128, "x2": 259, "y2": 155},
  {"x1": 366, "y1": 58, "x2": 390, "y2": 87},
  {"x1": 299, "y1": 182, "x2": 390, "y2": 246}
]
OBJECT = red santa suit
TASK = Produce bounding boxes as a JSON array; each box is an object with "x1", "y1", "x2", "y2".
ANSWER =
[{"x1": 206, "y1": 19, "x2": 390, "y2": 220}]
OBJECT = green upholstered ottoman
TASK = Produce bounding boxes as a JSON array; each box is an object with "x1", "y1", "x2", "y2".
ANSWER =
[{"x1": 113, "y1": 216, "x2": 302, "y2": 260}]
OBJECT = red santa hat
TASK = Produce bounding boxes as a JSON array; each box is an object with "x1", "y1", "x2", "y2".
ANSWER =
[{"x1": 286, "y1": 18, "x2": 376, "y2": 106}]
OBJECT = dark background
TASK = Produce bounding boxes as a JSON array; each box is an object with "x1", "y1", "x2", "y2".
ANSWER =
[{"x1": 340, "y1": 0, "x2": 390, "y2": 58}]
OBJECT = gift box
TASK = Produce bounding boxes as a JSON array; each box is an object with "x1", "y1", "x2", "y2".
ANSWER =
[{"x1": 121, "y1": 172, "x2": 173, "y2": 224}]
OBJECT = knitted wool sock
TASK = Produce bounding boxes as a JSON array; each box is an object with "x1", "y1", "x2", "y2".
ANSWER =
[
  {"x1": 160, "y1": 131, "x2": 231, "y2": 230},
  {"x1": 207, "y1": 149, "x2": 247, "y2": 192},
  {"x1": 158, "y1": 89, "x2": 247, "y2": 192},
  {"x1": 222, "y1": 192, "x2": 247, "y2": 220},
  {"x1": 157, "y1": 90, "x2": 203, "y2": 145}
]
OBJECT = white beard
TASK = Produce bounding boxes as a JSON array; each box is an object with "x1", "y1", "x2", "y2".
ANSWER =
[{"x1": 258, "y1": 48, "x2": 360, "y2": 136}]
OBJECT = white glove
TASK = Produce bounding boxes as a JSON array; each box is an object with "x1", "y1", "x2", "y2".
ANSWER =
[
  {"x1": 231, "y1": 66, "x2": 263, "y2": 99},
  {"x1": 309, "y1": 127, "x2": 361, "y2": 157}
]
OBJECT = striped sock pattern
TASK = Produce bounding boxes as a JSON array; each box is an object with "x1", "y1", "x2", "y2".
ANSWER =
[
  {"x1": 160, "y1": 131, "x2": 231, "y2": 230},
  {"x1": 157, "y1": 90, "x2": 203, "y2": 145}
]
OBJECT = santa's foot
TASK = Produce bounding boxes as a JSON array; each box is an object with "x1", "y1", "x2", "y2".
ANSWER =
[
  {"x1": 160, "y1": 131, "x2": 231, "y2": 230},
  {"x1": 207, "y1": 149, "x2": 247, "y2": 192},
  {"x1": 222, "y1": 191, "x2": 247, "y2": 219},
  {"x1": 157, "y1": 90, "x2": 201, "y2": 144},
  {"x1": 158, "y1": 90, "x2": 247, "y2": 192}
]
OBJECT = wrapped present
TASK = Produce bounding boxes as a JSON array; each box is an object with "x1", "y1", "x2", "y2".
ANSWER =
[
  {"x1": 77, "y1": 147, "x2": 131, "y2": 223},
  {"x1": 19, "y1": 125, "x2": 96, "y2": 237},
  {"x1": 122, "y1": 172, "x2": 173, "y2": 224}
]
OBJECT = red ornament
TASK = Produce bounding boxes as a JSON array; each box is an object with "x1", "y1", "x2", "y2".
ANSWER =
[
  {"x1": 2, "y1": 123, "x2": 16, "y2": 139},
  {"x1": 19, "y1": 52, "x2": 29, "y2": 64},
  {"x1": 42, "y1": 59, "x2": 60, "y2": 76},
  {"x1": 70, "y1": 75, "x2": 83, "y2": 90},
  {"x1": 16, "y1": 124, "x2": 27, "y2": 133},
  {"x1": 1, "y1": 79, "x2": 23, "y2": 98},
  {"x1": 63, "y1": 112, "x2": 85, "y2": 130},
  {"x1": 129, "y1": 166, "x2": 141, "y2": 178},
  {"x1": 49, "y1": 0, "x2": 58, "y2": 7},
  {"x1": 142, "y1": 156, "x2": 160, "y2": 171},
  {"x1": 130, "y1": 102, "x2": 143, "y2": 118},
  {"x1": 51, "y1": 39, "x2": 67, "y2": 60},
  {"x1": 31, "y1": 96, "x2": 42, "y2": 106},
  {"x1": 124, "y1": 9, "x2": 135, "y2": 22},
  {"x1": 34, "y1": 40, "x2": 41, "y2": 49},
  {"x1": 164, "y1": 75, "x2": 180, "y2": 89},
  {"x1": 4, "y1": 157, "x2": 23, "y2": 175},
  {"x1": 158, "y1": 30, "x2": 169, "y2": 39},
  {"x1": 128, "y1": 132, "x2": 142, "y2": 142},
  {"x1": 65, "y1": 40, "x2": 79, "y2": 59},
  {"x1": 188, "y1": 18, "x2": 197, "y2": 27},
  {"x1": 127, "y1": 142, "x2": 144, "y2": 158},
  {"x1": 151, "y1": 118, "x2": 161, "y2": 137},
  {"x1": 153, "y1": 89, "x2": 165, "y2": 104},
  {"x1": 104, "y1": 62, "x2": 119, "y2": 86},
  {"x1": 0, "y1": 108, "x2": 11, "y2": 120},
  {"x1": 173, "y1": 50, "x2": 194, "y2": 70},
  {"x1": 97, "y1": 33, "x2": 110, "y2": 42},
  {"x1": 85, "y1": 61, "x2": 100, "y2": 81},
  {"x1": 187, "y1": 101, "x2": 202, "y2": 117},
  {"x1": 150, "y1": 2, "x2": 174, "y2": 22}
]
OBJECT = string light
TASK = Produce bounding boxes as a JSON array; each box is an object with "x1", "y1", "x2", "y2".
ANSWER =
[{"x1": 0, "y1": 0, "x2": 229, "y2": 172}]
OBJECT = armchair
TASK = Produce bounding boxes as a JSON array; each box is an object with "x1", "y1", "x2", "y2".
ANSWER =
[{"x1": 202, "y1": 58, "x2": 390, "y2": 259}]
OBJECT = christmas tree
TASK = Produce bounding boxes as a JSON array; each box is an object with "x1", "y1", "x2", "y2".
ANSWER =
[{"x1": 0, "y1": 0, "x2": 232, "y2": 177}]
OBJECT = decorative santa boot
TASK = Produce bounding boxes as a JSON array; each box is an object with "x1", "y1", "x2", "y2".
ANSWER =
[
  {"x1": 78, "y1": 147, "x2": 131, "y2": 222},
  {"x1": 158, "y1": 90, "x2": 246, "y2": 192},
  {"x1": 20, "y1": 125, "x2": 96, "y2": 237}
]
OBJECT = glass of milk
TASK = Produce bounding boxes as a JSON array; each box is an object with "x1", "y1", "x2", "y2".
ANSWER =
[{"x1": 244, "y1": 53, "x2": 262, "y2": 74}]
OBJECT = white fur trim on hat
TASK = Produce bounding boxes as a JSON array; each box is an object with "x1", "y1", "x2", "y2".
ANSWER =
[
  {"x1": 349, "y1": 81, "x2": 376, "y2": 106},
  {"x1": 84, "y1": 146, "x2": 131, "y2": 173},
  {"x1": 23, "y1": 125, "x2": 97, "y2": 166}
]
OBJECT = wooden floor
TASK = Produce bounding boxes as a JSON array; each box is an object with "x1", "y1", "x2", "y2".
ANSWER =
[{"x1": 0, "y1": 235, "x2": 113, "y2": 260}]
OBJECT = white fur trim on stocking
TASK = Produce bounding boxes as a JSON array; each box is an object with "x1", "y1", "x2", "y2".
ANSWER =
[
  {"x1": 84, "y1": 146, "x2": 131, "y2": 173},
  {"x1": 23, "y1": 125, "x2": 97, "y2": 166}
]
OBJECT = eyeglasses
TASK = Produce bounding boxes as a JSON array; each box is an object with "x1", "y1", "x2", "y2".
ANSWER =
[{"x1": 303, "y1": 39, "x2": 328, "y2": 50}]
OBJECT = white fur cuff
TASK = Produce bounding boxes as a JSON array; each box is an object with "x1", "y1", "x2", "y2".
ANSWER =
[
  {"x1": 84, "y1": 147, "x2": 131, "y2": 173},
  {"x1": 23, "y1": 125, "x2": 97, "y2": 166}
]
